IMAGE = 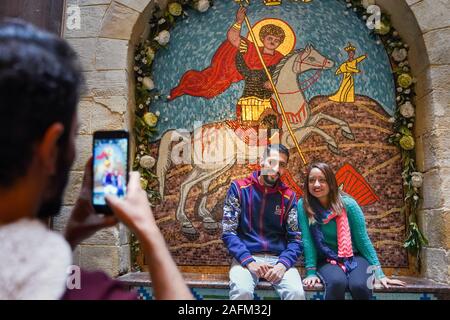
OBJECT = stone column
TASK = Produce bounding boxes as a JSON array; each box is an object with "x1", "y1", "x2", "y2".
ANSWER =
[
  {"x1": 407, "y1": 0, "x2": 450, "y2": 284},
  {"x1": 53, "y1": 0, "x2": 154, "y2": 277}
]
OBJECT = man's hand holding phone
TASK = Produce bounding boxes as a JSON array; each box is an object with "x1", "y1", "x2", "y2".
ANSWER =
[
  {"x1": 105, "y1": 171, "x2": 159, "y2": 239},
  {"x1": 65, "y1": 132, "x2": 193, "y2": 300},
  {"x1": 92, "y1": 130, "x2": 129, "y2": 214},
  {"x1": 105, "y1": 171, "x2": 193, "y2": 299},
  {"x1": 64, "y1": 158, "x2": 118, "y2": 249},
  {"x1": 66, "y1": 130, "x2": 156, "y2": 248},
  {"x1": 64, "y1": 158, "x2": 158, "y2": 250}
]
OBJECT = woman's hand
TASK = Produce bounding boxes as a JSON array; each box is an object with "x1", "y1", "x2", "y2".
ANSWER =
[
  {"x1": 303, "y1": 275, "x2": 321, "y2": 287},
  {"x1": 378, "y1": 276, "x2": 406, "y2": 289}
]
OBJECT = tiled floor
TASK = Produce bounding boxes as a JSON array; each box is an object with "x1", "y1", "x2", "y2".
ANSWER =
[
  {"x1": 135, "y1": 286, "x2": 439, "y2": 300},
  {"x1": 119, "y1": 272, "x2": 450, "y2": 300}
]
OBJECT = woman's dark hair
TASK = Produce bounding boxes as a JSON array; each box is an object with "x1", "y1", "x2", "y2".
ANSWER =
[
  {"x1": 0, "y1": 19, "x2": 83, "y2": 187},
  {"x1": 303, "y1": 162, "x2": 345, "y2": 223}
]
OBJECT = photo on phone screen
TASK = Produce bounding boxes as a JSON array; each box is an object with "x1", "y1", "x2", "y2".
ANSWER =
[{"x1": 93, "y1": 135, "x2": 128, "y2": 207}]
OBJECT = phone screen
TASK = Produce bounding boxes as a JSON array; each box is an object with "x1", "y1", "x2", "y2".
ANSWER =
[{"x1": 92, "y1": 137, "x2": 128, "y2": 206}]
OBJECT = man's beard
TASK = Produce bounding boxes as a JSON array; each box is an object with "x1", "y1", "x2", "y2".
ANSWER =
[
  {"x1": 262, "y1": 172, "x2": 279, "y2": 187},
  {"x1": 36, "y1": 147, "x2": 73, "y2": 219}
]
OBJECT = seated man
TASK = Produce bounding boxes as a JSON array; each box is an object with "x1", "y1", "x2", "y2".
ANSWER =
[
  {"x1": 0, "y1": 19, "x2": 192, "y2": 300},
  {"x1": 221, "y1": 144, "x2": 305, "y2": 300}
]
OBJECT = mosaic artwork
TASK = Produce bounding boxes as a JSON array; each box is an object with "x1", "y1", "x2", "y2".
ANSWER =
[{"x1": 144, "y1": 0, "x2": 407, "y2": 269}]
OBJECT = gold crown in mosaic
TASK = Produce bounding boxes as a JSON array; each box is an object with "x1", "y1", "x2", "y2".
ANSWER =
[
  {"x1": 344, "y1": 42, "x2": 356, "y2": 52},
  {"x1": 264, "y1": 0, "x2": 282, "y2": 6}
]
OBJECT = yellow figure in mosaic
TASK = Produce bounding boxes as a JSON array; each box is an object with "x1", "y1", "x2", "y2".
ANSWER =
[
  {"x1": 329, "y1": 43, "x2": 367, "y2": 103},
  {"x1": 261, "y1": 0, "x2": 313, "y2": 5}
]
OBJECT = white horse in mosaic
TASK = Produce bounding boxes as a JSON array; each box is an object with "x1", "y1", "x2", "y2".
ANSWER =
[{"x1": 157, "y1": 44, "x2": 354, "y2": 235}]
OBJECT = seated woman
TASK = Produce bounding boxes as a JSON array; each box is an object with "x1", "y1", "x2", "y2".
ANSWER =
[{"x1": 298, "y1": 162, "x2": 405, "y2": 300}]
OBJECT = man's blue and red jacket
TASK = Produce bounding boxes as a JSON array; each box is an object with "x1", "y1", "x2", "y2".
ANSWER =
[{"x1": 221, "y1": 171, "x2": 302, "y2": 269}]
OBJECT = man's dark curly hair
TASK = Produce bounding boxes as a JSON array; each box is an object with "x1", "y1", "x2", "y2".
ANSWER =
[
  {"x1": 259, "y1": 24, "x2": 285, "y2": 44},
  {"x1": 0, "y1": 19, "x2": 84, "y2": 187}
]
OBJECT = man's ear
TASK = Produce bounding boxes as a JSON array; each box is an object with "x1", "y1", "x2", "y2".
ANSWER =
[{"x1": 36, "y1": 123, "x2": 65, "y2": 175}]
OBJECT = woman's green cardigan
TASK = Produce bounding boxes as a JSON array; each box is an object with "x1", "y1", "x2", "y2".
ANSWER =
[{"x1": 297, "y1": 196, "x2": 385, "y2": 279}]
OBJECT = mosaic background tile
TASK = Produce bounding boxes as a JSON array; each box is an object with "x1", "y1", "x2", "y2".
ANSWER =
[
  {"x1": 139, "y1": 0, "x2": 408, "y2": 271},
  {"x1": 146, "y1": 96, "x2": 408, "y2": 268}
]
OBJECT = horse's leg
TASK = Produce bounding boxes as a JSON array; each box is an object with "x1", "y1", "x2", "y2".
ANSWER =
[
  {"x1": 198, "y1": 161, "x2": 236, "y2": 230},
  {"x1": 284, "y1": 125, "x2": 315, "y2": 148},
  {"x1": 177, "y1": 167, "x2": 209, "y2": 235},
  {"x1": 307, "y1": 125, "x2": 340, "y2": 154},
  {"x1": 290, "y1": 117, "x2": 340, "y2": 154},
  {"x1": 310, "y1": 112, "x2": 355, "y2": 141}
]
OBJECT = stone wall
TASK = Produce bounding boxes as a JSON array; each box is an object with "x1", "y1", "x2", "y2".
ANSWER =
[
  {"x1": 416, "y1": 14, "x2": 450, "y2": 285},
  {"x1": 396, "y1": 0, "x2": 449, "y2": 284},
  {"x1": 374, "y1": 0, "x2": 450, "y2": 284},
  {"x1": 54, "y1": 0, "x2": 156, "y2": 276},
  {"x1": 57, "y1": 0, "x2": 450, "y2": 282}
]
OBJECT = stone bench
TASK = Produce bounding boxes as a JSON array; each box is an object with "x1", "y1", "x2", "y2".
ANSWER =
[{"x1": 117, "y1": 272, "x2": 450, "y2": 300}]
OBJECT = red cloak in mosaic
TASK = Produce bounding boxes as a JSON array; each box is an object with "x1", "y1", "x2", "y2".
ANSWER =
[{"x1": 169, "y1": 39, "x2": 284, "y2": 100}]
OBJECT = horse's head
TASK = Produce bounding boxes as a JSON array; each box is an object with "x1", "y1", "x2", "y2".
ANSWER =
[{"x1": 293, "y1": 44, "x2": 334, "y2": 74}]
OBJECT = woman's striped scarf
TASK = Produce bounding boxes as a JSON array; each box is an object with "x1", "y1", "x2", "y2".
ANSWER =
[{"x1": 309, "y1": 198, "x2": 357, "y2": 273}]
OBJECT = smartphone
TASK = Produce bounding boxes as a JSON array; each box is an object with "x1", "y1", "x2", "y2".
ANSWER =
[{"x1": 92, "y1": 130, "x2": 129, "y2": 214}]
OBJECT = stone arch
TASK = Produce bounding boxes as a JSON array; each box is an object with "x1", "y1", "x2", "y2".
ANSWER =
[
  {"x1": 398, "y1": 0, "x2": 450, "y2": 284},
  {"x1": 58, "y1": 0, "x2": 156, "y2": 277},
  {"x1": 376, "y1": 0, "x2": 450, "y2": 284},
  {"x1": 60, "y1": 0, "x2": 450, "y2": 283}
]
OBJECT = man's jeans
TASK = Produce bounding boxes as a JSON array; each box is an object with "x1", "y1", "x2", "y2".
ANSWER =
[{"x1": 229, "y1": 254, "x2": 305, "y2": 300}]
